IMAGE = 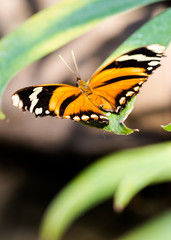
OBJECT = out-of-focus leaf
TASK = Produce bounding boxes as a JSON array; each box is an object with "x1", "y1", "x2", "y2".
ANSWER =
[
  {"x1": 118, "y1": 210, "x2": 171, "y2": 240},
  {"x1": 40, "y1": 142, "x2": 171, "y2": 240},
  {"x1": 104, "y1": 97, "x2": 137, "y2": 134},
  {"x1": 114, "y1": 143, "x2": 171, "y2": 210},
  {"x1": 0, "y1": 0, "x2": 162, "y2": 118},
  {"x1": 161, "y1": 123, "x2": 171, "y2": 132},
  {"x1": 107, "y1": 7, "x2": 171, "y2": 60}
]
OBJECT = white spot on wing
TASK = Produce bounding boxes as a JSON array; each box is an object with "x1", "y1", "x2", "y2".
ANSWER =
[
  {"x1": 65, "y1": 115, "x2": 70, "y2": 119},
  {"x1": 147, "y1": 66, "x2": 153, "y2": 71},
  {"x1": 12, "y1": 94, "x2": 20, "y2": 107},
  {"x1": 139, "y1": 81, "x2": 144, "y2": 85},
  {"x1": 119, "y1": 97, "x2": 126, "y2": 105},
  {"x1": 116, "y1": 106, "x2": 121, "y2": 113},
  {"x1": 100, "y1": 115, "x2": 108, "y2": 120},
  {"x1": 35, "y1": 107, "x2": 43, "y2": 115},
  {"x1": 45, "y1": 110, "x2": 50, "y2": 115},
  {"x1": 73, "y1": 116, "x2": 80, "y2": 121},
  {"x1": 134, "y1": 86, "x2": 139, "y2": 92},
  {"x1": 147, "y1": 44, "x2": 165, "y2": 53},
  {"x1": 148, "y1": 61, "x2": 160, "y2": 66},
  {"x1": 81, "y1": 115, "x2": 90, "y2": 121},
  {"x1": 126, "y1": 91, "x2": 135, "y2": 97},
  {"x1": 12, "y1": 94, "x2": 24, "y2": 110},
  {"x1": 117, "y1": 54, "x2": 160, "y2": 62},
  {"x1": 18, "y1": 100, "x2": 23, "y2": 109},
  {"x1": 90, "y1": 114, "x2": 98, "y2": 120},
  {"x1": 29, "y1": 87, "x2": 43, "y2": 113}
]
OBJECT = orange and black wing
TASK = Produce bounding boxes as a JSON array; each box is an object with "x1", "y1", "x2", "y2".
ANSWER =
[
  {"x1": 89, "y1": 44, "x2": 165, "y2": 113},
  {"x1": 12, "y1": 84, "x2": 109, "y2": 125}
]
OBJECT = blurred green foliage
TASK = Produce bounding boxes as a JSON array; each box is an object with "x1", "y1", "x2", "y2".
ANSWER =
[{"x1": 0, "y1": 0, "x2": 170, "y2": 239}]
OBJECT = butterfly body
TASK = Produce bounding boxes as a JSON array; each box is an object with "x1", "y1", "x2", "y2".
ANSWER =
[
  {"x1": 77, "y1": 79, "x2": 92, "y2": 94},
  {"x1": 12, "y1": 44, "x2": 165, "y2": 127}
]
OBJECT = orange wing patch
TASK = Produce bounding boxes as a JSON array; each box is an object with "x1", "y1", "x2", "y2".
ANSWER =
[{"x1": 62, "y1": 93, "x2": 108, "y2": 123}]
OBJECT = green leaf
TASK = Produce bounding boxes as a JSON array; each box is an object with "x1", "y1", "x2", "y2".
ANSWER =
[
  {"x1": 161, "y1": 123, "x2": 171, "y2": 132},
  {"x1": 119, "y1": 210, "x2": 171, "y2": 240},
  {"x1": 0, "y1": 0, "x2": 161, "y2": 119},
  {"x1": 104, "y1": 97, "x2": 137, "y2": 134},
  {"x1": 109, "y1": 7, "x2": 171, "y2": 60},
  {"x1": 40, "y1": 142, "x2": 171, "y2": 240},
  {"x1": 114, "y1": 143, "x2": 171, "y2": 210}
]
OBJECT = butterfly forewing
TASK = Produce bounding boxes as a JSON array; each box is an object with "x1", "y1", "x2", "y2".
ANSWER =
[
  {"x1": 89, "y1": 44, "x2": 165, "y2": 113},
  {"x1": 12, "y1": 84, "x2": 73, "y2": 117},
  {"x1": 12, "y1": 84, "x2": 109, "y2": 125}
]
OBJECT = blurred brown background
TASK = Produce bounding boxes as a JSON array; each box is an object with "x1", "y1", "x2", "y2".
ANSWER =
[{"x1": 0, "y1": 1, "x2": 171, "y2": 240}]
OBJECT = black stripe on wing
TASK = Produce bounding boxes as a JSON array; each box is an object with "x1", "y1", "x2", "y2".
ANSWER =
[
  {"x1": 12, "y1": 85, "x2": 60, "y2": 117},
  {"x1": 99, "y1": 45, "x2": 164, "y2": 74},
  {"x1": 59, "y1": 93, "x2": 82, "y2": 117},
  {"x1": 93, "y1": 75, "x2": 147, "y2": 88},
  {"x1": 115, "y1": 59, "x2": 161, "y2": 74}
]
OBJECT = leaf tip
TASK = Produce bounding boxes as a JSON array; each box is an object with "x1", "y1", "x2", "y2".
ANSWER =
[
  {"x1": 113, "y1": 202, "x2": 124, "y2": 213},
  {"x1": 0, "y1": 110, "x2": 6, "y2": 120},
  {"x1": 161, "y1": 123, "x2": 171, "y2": 132}
]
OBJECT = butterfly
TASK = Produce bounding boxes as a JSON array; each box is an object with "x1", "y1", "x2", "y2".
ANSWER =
[{"x1": 12, "y1": 44, "x2": 165, "y2": 126}]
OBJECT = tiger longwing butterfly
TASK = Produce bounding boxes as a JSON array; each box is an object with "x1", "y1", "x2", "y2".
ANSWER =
[{"x1": 12, "y1": 44, "x2": 165, "y2": 126}]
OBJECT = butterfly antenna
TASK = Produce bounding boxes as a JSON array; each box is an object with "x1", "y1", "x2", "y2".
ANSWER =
[
  {"x1": 59, "y1": 54, "x2": 78, "y2": 78},
  {"x1": 71, "y1": 50, "x2": 80, "y2": 79}
]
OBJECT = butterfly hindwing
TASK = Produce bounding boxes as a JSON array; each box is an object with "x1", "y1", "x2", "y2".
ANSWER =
[
  {"x1": 12, "y1": 84, "x2": 109, "y2": 125},
  {"x1": 62, "y1": 93, "x2": 109, "y2": 124},
  {"x1": 89, "y1": 44, "x2": 165, "y2": 113}
]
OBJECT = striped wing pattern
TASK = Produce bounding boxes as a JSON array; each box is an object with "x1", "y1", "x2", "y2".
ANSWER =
[
  {"x1": 12, "y1": 84, "x2": 109, "y2": 125},
  {"x1": 12, "y1": 44, "x2": 165, "y2": 126},
  {"x1": 89, "y1": 44, "x2": 165, "y2": 113}
]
